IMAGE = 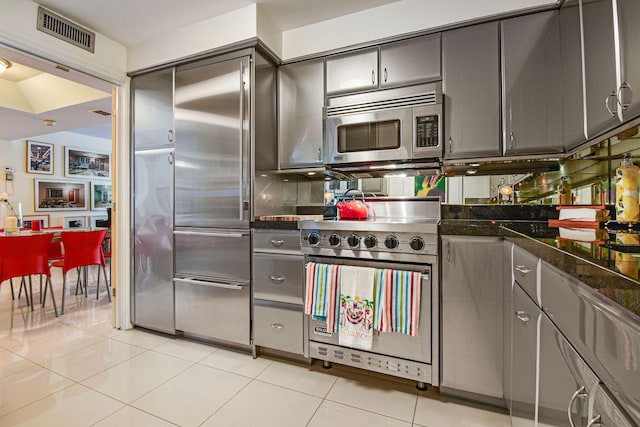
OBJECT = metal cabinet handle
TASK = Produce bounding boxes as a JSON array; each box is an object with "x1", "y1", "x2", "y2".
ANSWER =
[
  {"x1": 167, "y1": 152, "x2": 174, "y2": 165},
  {"x1": 271, "y1": 323, "x2": 284, "y2": 330},
  {"x1": 586, "y1": 415, "x2": 602, "y2": 427},
  {"x1": 515, "y1": 265, "x2": 532, "y2": 275},
  {"x1": 174, "y1": 277, "x2": 244, "y2": 290},
  {"x1": 447, "y1": 242, "x2": 451, "y2": 262},
  {"x1": 515, "y1": 310, "x2": 531, "y2": 323},
  {"x1": 270, "y1": 239, "x2": 285, "y2": 247},
  {"x1": 509, "y1": 131, "x2": 516, "y2": 150},
  {"x1": 167, "y1": 130, "x2": 173, "y2": 143},
  {"x1": 269, "y1": 275, "x2": 285, "y2": 283},
  {"x1": 317, "y1": 147, "x2": 322, "y2": 161},
  {"x1": 448, "y1": 137, "x2": 453, "y2": 154},
  {"x1": 605, "y1": 91, "x2": 617, "y2": 117},
  {"x1": 618, "y1": 82, "x2": 633, "y2": 110},
  {"x1": 371, "y1": 70, "x2": 375, "y2": 85},
  {"x1": 384, "y1": 67, "x2": 388, "y2": 83},
  {"x1": 568, "y1": 386, "x2": 587, "y2": 427}
]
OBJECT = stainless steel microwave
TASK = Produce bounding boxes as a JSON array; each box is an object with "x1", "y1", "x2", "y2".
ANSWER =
[{"x1": 324, "y1": 82, "x2": 443, "y2": 166}]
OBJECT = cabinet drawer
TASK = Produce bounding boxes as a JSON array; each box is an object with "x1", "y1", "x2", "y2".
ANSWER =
[
  {"x1": 254, "y1": 303, "x2": 304, "y2": 354},
  {"x1": 253, "y1": 230, "x2": 301, "y2": 253},
  {"x1": 253, "y1": 253, "x2": 304, "y2": 304},
  {"x1": 512, "y1": 245, "x2": 540, "y2": 305}
]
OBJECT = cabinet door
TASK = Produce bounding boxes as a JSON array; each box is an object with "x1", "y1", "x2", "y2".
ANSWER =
[
  {"x1": 589, "y1": 384, "x2": 635, "y2": 427},
  {"x1": 511, "y1": 283, "x2": 540, "y2": 427},
  {"x1": 441, "y1": 236, "x2": 504, "y2": 399},
  {"x1": 131, "y1": 68, "x2": 174, "y2": 150},
  {"x1": 443, "y1": 22, "x2": 501, "y2": 159},
  {"x1": 616, "y1": 0, "x2": 640, "y2": 121},
  {"x1": 582, "y1": 0, "x2": 620, "y2": 138},
  {"x1": 539, "y1": 315, "x2": 598, "y2": 427},
  {"x1": 278, "y1": 59, "x2": 324, "y2": 168},
  {"x1": 560, "y1": 0, "x2": 587, "y2": 150},
  {"x1": 325, "y1": 47, "x2": 378, "y2": 96},
  {"x1": 133, "y1": 148, "x2": 175, "y2": 334},
  {"x1": 379, "y1": 34, "x2": 441, "y2": 88},
  {"x1": 501, "y1": 11, "x2": 564, "y2": 155}
]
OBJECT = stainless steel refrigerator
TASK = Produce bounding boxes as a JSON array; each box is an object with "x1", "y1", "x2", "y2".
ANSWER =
[
  {"x1": 132, "y1": 67, "x2": 176, "y2": 335},
  {"x1": 172, "y1": 53, "x2": 252, "y2": 346}
]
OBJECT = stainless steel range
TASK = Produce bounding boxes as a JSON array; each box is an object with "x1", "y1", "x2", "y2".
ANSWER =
[{"x1": 299, "y1": 197, "x2": 440, "y2": 388}]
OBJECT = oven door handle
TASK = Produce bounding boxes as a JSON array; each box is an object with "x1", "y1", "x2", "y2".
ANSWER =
[{"x1": 305, "y1": 262, "x2": 430, "y2": 282}]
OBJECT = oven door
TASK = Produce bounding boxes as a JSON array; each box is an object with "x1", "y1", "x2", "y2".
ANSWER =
[
  {"x1": 306, "y1": 255, "x2": 432, "y2": 363},
  {"x1": 325, "y1": 107, "x2": 413, "y2": 165}
]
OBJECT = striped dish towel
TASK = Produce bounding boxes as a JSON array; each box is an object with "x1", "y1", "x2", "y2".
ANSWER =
[
  {"x1": 305, "y1": 262, "x2": 341, "y2": 333},
  {"x1": 373, "y1": 269, "x2": 422, "y2": 336}
]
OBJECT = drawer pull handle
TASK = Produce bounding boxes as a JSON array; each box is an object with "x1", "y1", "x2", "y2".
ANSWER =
[
  {"x1": 270, "y1": 239, "x2": 285, "y2": 247},
  {"x1": 515, "y1": 310, "x2": 531, "y2": 324},
  {"x1": 271, "y1": 323, "x2": 284, "y2": 330},
  {"x1": 269, "y1": 276, "x2": 285, "y2": 283},
  {"x1": 568, "y1": 386, "x2": 587, "y2": 427},
  {"x1": 515, "y1": 265, "x2": 532, "y2": 275}
]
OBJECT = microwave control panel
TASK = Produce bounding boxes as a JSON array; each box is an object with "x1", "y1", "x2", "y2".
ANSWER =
[{"x1": 415, "y1": 114, "x2": 439, "y2": 148}]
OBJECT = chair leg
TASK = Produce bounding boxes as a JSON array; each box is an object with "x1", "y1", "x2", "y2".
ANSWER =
[
  {"x1": 84, "y1": 267, "x2": 89, "y2": 298},
  {"x1": 19, "y1": 277, "x2": 29, "y2": 305},
  {"x1": 61, "y1": 273, "x2": 67, "y2": 315},
  {"x1": 75, "y1": 267, "x2": 82, "y2": 295},
  {"x1": 46, "y1": 277, "x2": 58, "y2": 317},
  {"x1": 9, "y1": 278, "x2": 15, "y2": 300},
  {"x1": 101, "y1": 265, "x2": 111, "y2": 302},
  {"x1": 96, "y1": 266, "x2": 101, "y2": 300},
  {"x1": 39, "y1": 275, "x2": 44, "y2": 304},
  {"x1": 28, "y1": 276, "x2": 34, "y2": 311},
  {"x1": 43, "y1": 277, "x2": 48, "y2": 307}
]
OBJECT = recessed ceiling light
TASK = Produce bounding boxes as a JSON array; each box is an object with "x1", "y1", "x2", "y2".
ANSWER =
[
  {"x1": 466, "y1": 169, "x2": 478, "y2": 175},
  {"x1": 0, "y1": 59, "x2": 11, "y2": 73},
  {"x1": 43, "y1": 119, "x2": 57, "y2": 126}
]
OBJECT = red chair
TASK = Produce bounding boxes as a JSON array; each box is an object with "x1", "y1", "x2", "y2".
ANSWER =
[
  {"x1": 51, "y1": 230, "x2": 110, "y2": 315},
  {"x1": 0, "y1": 234, "x2": 58, "y2": 316}
]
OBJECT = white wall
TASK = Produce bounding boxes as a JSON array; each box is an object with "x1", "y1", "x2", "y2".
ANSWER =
[
  {"x1": 0, "y1": 0, "x2": 127, "y2": 84},
  {"x1": 1, "y1": 132, "x2": 111, "y2": 227}
]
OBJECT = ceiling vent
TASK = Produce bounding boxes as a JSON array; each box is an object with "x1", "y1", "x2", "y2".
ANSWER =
[
  {"x1": 37, "y1": 7, "x2": 95, "y2": 53},
  {"x1": 89, "y1": 109, "x2": 112, "y2": 117}
]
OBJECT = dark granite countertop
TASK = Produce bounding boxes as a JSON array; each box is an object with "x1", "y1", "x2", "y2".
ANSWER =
[{"x1": 251, "y1": 220, "x2": 299, "y2": 230}]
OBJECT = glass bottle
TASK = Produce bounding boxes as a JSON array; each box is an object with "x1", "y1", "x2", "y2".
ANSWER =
[{"x1": 615, "y1": 153, "x2": 639, "y2": 223}]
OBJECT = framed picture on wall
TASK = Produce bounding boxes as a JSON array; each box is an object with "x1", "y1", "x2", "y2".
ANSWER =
[
  {"x1": 26, "y1": 140, "x2": 54, "y2": 174},
  {"x1": 91, "y1": 182, "x2": 112, "y2": 210},
  {"x1": 65, "y1": 147, "x2": 111, "y2": 178},
  {"x1": 34, "y1": 179, "x2": 88, "y2": 211},
  {"x1": 89, "y1": 215, "x2": 108, "y2": 228},
  {"x1": 64, "y1": 216, "x2": 86, "y2": 228},
  {"x1": 22, "y1": 214, "x2": 50, "y2": 229}
]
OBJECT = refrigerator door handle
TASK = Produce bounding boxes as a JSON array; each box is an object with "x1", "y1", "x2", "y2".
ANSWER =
[
  {"x1": 174, "y1": 277, "x2": 245, "y2": 290},
  {"x1": 173, "y1": 230, "x2": 249, "y2": 238},
  {"x1": 239, "y1": 59, "x2": 246, "y2": 220}
]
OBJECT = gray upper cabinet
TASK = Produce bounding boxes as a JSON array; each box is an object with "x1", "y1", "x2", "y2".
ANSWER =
[
  {"x1": 614, "y1": 0, "x2": 640, "y2": 122},
  {"x1": 278, "y1": 58, "x2": 324, "y2": 168},
  {"x1": 131, "y1": 68, "x2": 174, "y2": 151},
  {"x1": 443, "y1": 22, "x2": 501, "y2": 159},
  {"x1": 325, "y1": 47, "x2": 378, "y2": 96},
  {"x1": 325, "y1": 35, "x2": 441, "y2": 96},
  {"x1": 379, "y1": 34, "x2": 441, "y2": 89},
  {"x1": 582, "y1": 0, "x2": 620, "y2": 138},
  {"x1": 501, "y1": 11, "x2": 564, "y2": 156}
]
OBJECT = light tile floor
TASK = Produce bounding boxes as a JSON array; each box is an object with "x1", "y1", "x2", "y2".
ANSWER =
[{"x1": 0, "y1": 271, "x2": 512, "y2": 426}]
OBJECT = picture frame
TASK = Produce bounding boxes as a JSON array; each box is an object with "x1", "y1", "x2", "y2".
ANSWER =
[
  {"x1": 89, "y1": 215, "x2": 108, "y2": 228},
  {"x1": 34, "y1": 179, "x2": 88, "y2": 211},
  {"x1": 65, "y1": 147, "x2": 111, "y2": 179},
  {"x1": 22, "y1": 214, "x2": 50, "y2": 229},
  {"x1": 26, "y1": 140, "x2": 54, "y2": 174},
  {"x1": 91, "y1": 182, "x2": 112, "y2": 210},
  {"x1": 64, "y1": 216, "x2": 86, "y2": 228}
]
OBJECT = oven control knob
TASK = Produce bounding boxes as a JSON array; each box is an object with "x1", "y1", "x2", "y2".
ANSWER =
[
  {"x1": 364, "y1": 235, "x2": 378, "y2": 248},
  {"x1": 329, "y1": 234, "x2": 341, "y2": 246},
  {"x1": 410, "y1": 237, "x2": 425, "y2": 251},
  {"x1": 347, "y1": 234, "x2": 360, "y2": 247},
  {"x1": 307, "y1": 232, "x2": 320, "y2": 245},
  {"x1": 384, "y1": 235, "x2": 399, "y2": 249}
]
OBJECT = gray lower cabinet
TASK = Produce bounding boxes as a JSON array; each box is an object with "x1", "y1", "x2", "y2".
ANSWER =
[
  {"x1": 511, "y1": 282, "x2": 541, "y2": 427},
  {"x1": 440, "y1": 236, "x2": 504, "y2": 401},
  {"x1": 501, "y1": 11, "x2": 564, "y2": 155},
  {"x1": 442, "y1": 22, "x2": 501, "y2": 159},
  {"x1": 278, "y1": 58, "x2": 324, "y2": 168},
  {"x1": 252, "y1": 229, "x2": 305, "y2": 355}
]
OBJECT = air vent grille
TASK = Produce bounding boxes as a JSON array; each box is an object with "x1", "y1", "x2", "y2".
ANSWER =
[
  {"x1": 37, "y1": 7, "x2": 95, "y2": 53},
  {"x1": 89, "y1": 109, "x2": 112, "y2": 117},
  {"x1": 326, "y1": 92, "x2": 437, "y2": 117}
]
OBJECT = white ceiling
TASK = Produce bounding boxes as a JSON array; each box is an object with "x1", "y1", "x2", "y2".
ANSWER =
[{"x1": 34, "y1": 0, "x2": 402, "y2": 46}]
